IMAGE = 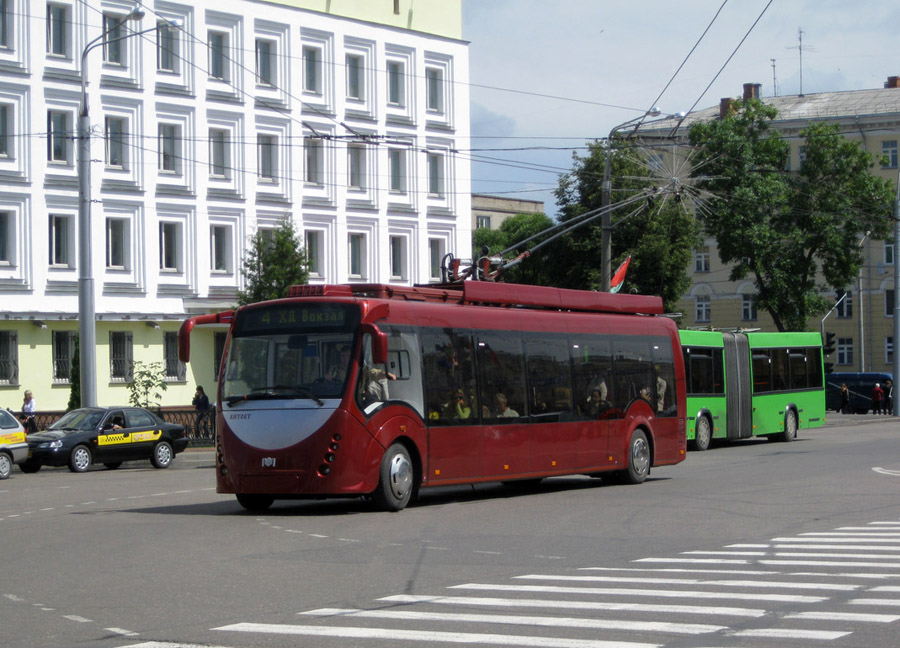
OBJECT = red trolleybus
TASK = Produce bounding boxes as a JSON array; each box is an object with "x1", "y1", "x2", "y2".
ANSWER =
[{"x1": 179, "y1": 282, "x2": 686, "y2": 511}]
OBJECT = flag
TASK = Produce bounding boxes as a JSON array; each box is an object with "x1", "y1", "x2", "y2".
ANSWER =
[{"x1": 609, "y1": 255, "x2": 631, "y2": 294}]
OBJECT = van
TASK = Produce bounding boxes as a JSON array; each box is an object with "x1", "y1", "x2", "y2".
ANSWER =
[{"x1": 825, "y1": 372, "x2": 893, "y2": 414}]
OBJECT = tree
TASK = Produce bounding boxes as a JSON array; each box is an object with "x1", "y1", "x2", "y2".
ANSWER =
[
  {"x1": 127, "y1": 361, "x2": 168, "y2": 410},
  {"x1": 689, "y1": 100, "x2": 894, "y2": 331},
  {"x1": 472, "y1": 212, "x2": 557, "y2": 285},
  {"x1": 67, "y1": 335, "x2": 80, "y2": 411},
  {"x1": 552, "y1": 139, "x2": 701, "y2": 311},
  {"x1": 238, "y1": 217, "x2": 309, "y2": 306}
]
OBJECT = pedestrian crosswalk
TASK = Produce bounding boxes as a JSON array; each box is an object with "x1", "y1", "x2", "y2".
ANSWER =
[{"x1": 123, "y1": 518, "x2": 900, "y2": 648}]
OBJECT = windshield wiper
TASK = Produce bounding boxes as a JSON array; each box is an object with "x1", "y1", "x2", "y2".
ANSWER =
[{"x1": 227, "y1": 385, "x2": 324, "y2": 407}]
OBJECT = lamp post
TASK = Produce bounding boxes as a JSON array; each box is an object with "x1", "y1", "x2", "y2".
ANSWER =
[{"x1": 77, "y1": 8, "x2": 146, "y2": 408}]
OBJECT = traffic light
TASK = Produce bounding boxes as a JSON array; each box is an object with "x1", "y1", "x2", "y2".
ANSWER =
[
  {"x1": 824, "y1": 361, "x2": 834, "y2": 375},
  {"x1": 823, "y1": 331, "x2": 836, "y2": 356}
]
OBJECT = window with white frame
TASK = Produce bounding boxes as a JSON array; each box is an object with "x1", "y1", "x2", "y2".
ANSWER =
[
  {"x1": 303, "y1": 45, "x2": 321, "y2": 94},
  {"x1": 109, "y1": 331, "x2": 133, "y2": 382},
  {"x1": 886, "y1": 242, "x2": 895, "y2": 266},
  {"x1": 105, "y1": 217, "x2": 129, "y2": 269},
  {"x1": 427, "y1": 152, "x2": 444, "y2": 196},
  {"x1": 348, "y1": 232, "x2": 365, "y2": 279},
  {"x1": 0, "y1": 210, "x2": 11, "y2": 264},
  {"x1": 210, "y1": 224, "x2": 231, "y2": 272},
  {"x1": 887, "y1": 336, "x2": 894, "y2": 365},
  {"x1": 836, "y1": 289, "x2": 852, "y2": 318},
  {"x1": 425, "y1": 67, "x2": 443, "y2": 113},
  {"x1": 741, "y1": 293, "x2": 757, "y2": 321},
  {"x1": 387, "y1": 60, "x2": 404, "y2": 106},
  {"x1": 887, "y1": 289, "x2": 896, "y2": 317},
  {"x1": 0, "y1": 0, "x2": 9, "y2": 49},
  {"x1": 837, "y1": 337, "x2": 853, "y2": 366},
  {"x1": 257, "y1": 134, "x2": 277, "y2": 181},
  {"x1": 476, "y1": 215, "x2": 490, "y2": 229},
  {"x1": 47, "y1": 110, "x2": 70, "y2": 163},
  {"x1": 46, "y1": 3, "x2": 69, "y2": 57},
  {"x1": 390, "y1": 235, "x2": 406, "y2": 281},
  {"x1": 305, "y1": 229, "x2": 322, "y2": 277},
  {"x1": 208, "y1": 30, "x2": 228, "y2": 80},
  {"x1": 0, "y1": 104, "x2": 9, "y2": 157},
  {"x1": 0, "y1": 330, "x2": 18, "y2": 384},
  {"x1": 52, "y1": 330, "x2": 76, "y2": 383},
  {"x1": 388, "y1": 147, "x2": 406, "y2": 193},
  {"x1": 346, "y1": 53, "x2": 362, "y2": 100},
  {"x1": 695, "y1": 294, "x2": 711, "y2": 322},
  {"x1": 209, "y1": 128, "x2": 230, "y2": 178},
  {"x1": 305, "y1": 137, "x2": 323, "y2": 185},
  {"x1": 694, "y1": 247, "x2": 710, "y2": 273},
  {"x1": 102, "y1": 12, "x2": 126, "y2": 65},
  {"x1": 159, "y1": 221, "x2": 181, "y2": 271},
  {"x1": 883, "y1": 140, "x2": 898, "y2": 169},
  {"x1": 429, "y1": 238, "x2": 444, "y2": 281},
  {"x1": 104, "y1": 116, "x2": 127, "y2": 169},
  {"x1": 163, "y1": 331, "x2": 186, "y2": 381},
  {"x1": 255, "y1": 38, "x2": 274, "y2": 85},
  {"x1": 348, "y1": 144, "x2": 365, "y2": 189},
  {"x1": 49, "y1": 213, "x2": 71, "y2": 267},
  {"x1": 158, "y1": 123, "x2": 181, "y2": 174},
  {"x1": 214, "y1": 331, "x2": 227, "y2": 380},
  {"x1": 157, "y1": 20, "x2": 179, "y2": 73}
]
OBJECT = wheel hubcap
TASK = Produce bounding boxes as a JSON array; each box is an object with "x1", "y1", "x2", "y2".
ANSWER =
[
  {"x1": 388, "y1": 452, "x2": 412, "y2": 500},
  {"x1": 74, "y1": 449, "x2": 89, "y2": 470},
  {"x1": 632, "y1": 437, "x2": 650, "y2": 475},
  {"x1": 158, "y1": 445, "x2": 172, "y2": 465},
  {"x1": 0, "y1": 455, "x2": 10, "y2": 477}
]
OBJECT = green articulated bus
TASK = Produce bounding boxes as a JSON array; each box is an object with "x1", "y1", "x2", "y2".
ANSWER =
[{"x1": 679, "y1": 330, "x2": 826, "y2": 450}]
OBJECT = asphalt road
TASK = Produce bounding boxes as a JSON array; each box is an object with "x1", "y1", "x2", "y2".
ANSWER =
[{"x1": 2, "y1": 415, "x2": 900, "y2": 648}]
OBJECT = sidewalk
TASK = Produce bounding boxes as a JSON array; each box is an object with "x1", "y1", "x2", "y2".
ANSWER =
[{"x1": 823, "y1": 411, "x2": 899, "y2": 427}]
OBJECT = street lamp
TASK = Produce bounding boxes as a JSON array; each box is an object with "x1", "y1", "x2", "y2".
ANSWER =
[{"x1": 599, "y1": 108, "x2": 666, "y2": 292}]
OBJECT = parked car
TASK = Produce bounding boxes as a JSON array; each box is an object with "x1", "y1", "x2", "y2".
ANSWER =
[
  {"x1": 0, "y1": 409, "x2": 28, "y2": 479},
  {"x1": 825, "y1": 372, "x2": 893, "y2": 414},
  {"x1": 21, "y1": 407, "x2": 189, "y2": 474}
]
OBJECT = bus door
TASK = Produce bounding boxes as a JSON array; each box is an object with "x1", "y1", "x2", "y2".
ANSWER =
[
  {"x1": 723, "y1": 333, "x2": 752, "y2": 438},
  {"x1": 525, "y1": 336, "x2": 578, "y2": 472}
]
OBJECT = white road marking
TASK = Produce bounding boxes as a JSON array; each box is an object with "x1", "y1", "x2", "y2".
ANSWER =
[
  {"x1": 635, "y1": 558, "x2": 750, "y2": 564},
  {"x1": 787, "y1": 611, "x2": 900, "y2": 623},
  {"x1": 516, "y1": 574, "x2": 857, "y2": 591},
  {"x1": 773, "y1": 537, "x2": 900, "y2": 544},
  {"x1": 873, "y1": 467, "x2": 900, "y2": 476},
  {"x1": 580, "y1": 567, "x2": 781, "y2": 576},
  {"x1": 849, "y1": 598, "x2": 900, "y2": 606},
  {"x1": 105, "y1": 627, "x2": 139, "y2": 636},
  {"x1": 760, "y1": 559, "x2": 900, "y2": 568},
  {"x1": 870, "y1": 586, "x2": 900, "y2": 592},
  {"x1": 299, "y1": 607, "x2": 726, "y2": 634},
  {"x1": 775, "y1": 543, "x2": 900, "y2": 551},
  {"x1": 731, "y1": 628, "x2": 850, "y2": 640},
  {"x1": 63, "y1": 615, "x2": 92, "y2": 623}
]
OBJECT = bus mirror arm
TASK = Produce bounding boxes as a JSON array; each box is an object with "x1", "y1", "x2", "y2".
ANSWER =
[
  {"x1": 361, "y1": 323, "x2": 388, "y2": 364},
  {"x1": 178, "y1": 311, "x2": 234, "y2": 363}
]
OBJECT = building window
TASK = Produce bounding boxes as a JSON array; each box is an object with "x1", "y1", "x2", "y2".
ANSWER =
[
  {"x1": 106, "y1": 218, "x2": 128, "y2": 269},
  {"x1": 837, "y1": 337, "x2": 853, "y2": 366},
  {"x1": 387, "y1": 61, "x2": 403, "y2": 106},
  {"x1": 429, "y1": 239, "x2": 444, "y2": 281},
  {"x1": 387, "y1": 148, "x2": 406, "y2": 193},
  {"x1": 102, "y1": 13, "x2": 126, "y2": 65},
  {"x1": 255, "y1": 39, "x2": 274, "y2": 85},
  {"x1": 695, "y1": 248, "x2": 710, "y2": 273},
  {"x1": 47, "y1": 110, "x2": 70, "y2": 163},
  {"x1": 888, "y1": 336, "x2": 894, "y2": 365},
  {"x1": 741, "y1": 293, "x2": 757, "y2": 321},
  {"x1": 0, "y1": 330, "x2": 18, "y2": 385},
  {"x1": 348, "y1": 144, "x2": 364, "y2": 189},
  {"x1": 883, "y1": 140, "x2": 898, "y2": 169},
  {"x1": 157, "y1": 20, "x2": 179, "y2": 72},
  {"x1": 0, "y1": 0, "x2": 10, "y2": 49},
  {"x1": 305, "y1": 138, "x2": 323, "y2": 185},
  {"x1": 49, "y1": 214, "x2": 71, "y2": 267},
  {"x1": 390, "y1": 236, "x2": 406, "y2": 281},
  {"x1": 164, "y1": 331, "x2": 186, "y2": 381},
  {"x1": 798, "y1": 146, "x2": 808, "y2": 169},
  {"x1": 158, "y1": 123, "x2": 181, "y2": 174},
  {"x1": 159, "y1": 221, "x2": 181, "y2": 271},
  {"x1": 0, "y1": 211, "x2": 11, "y2": 264},
  {"x1": 346, "y1": 54, "x2": 362, "y2": 100},
  {"x1": 0, "y1": 104, "x2": 9, "y2": 157},
  {"x1": 887, "y1": 289, "x2": 896, "y2": 317},
  {"x1": 886, "y1": 242, "x2": 895, "y2": 266},
  {"x1": 427, "y1": 153, "x2": 444, "y2": 196},
  {"x1": 303, "y1": 46, "x2": 321, "y2": 94},
  {"x1": 209, "y1": 128, "x2": 229, "y2": 178},
  {"x1": 52, "y1": 331, "x2": 76, "y2": 383},
  {"x1": 104, "y1": 116, "x2": 127, "y2": 169},
  {"x1": 426, "y1": 67, "x2": 443, "y2": 113},
  {"x1": 46, "y1": 3, "x2": 69, "y2": 57},
  {"x1": 836, "y1": 289, "x2": 853, "y2": 319},
  {"x1": 214, "y1": 331, "x2": 227, "y2": 380},
  {"x1": 208, "y1": 31, "x2": 228, "y2": 80},
  {"x1": 476, "y1": 215, "x2": 491, "y2": 230},
  {"x1": 305, "y1": 230, "x2": 322, "y2": 277},
  {"x1": 695, "y1": 294, "x2": 711, "y2": 322},
  {"x1": 109, "y1": 331, "x2": 133, "y2": 382},
  {"x1": 257, "y1": 134, "x2": 277, "y2": 181},
  {"x1": 348, "y1": 233, "x2": 365, "y2": 279},
  {"x1": 211, "y1": 225, "x2": 231, "y2": 273}
]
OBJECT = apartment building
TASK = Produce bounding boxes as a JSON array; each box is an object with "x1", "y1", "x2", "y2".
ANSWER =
[
  {"x1": 0, "y1": 0, "x2": 470, "y2": 410},
  {"x1": 639, "y1": 81, "x2": 898, "y2": 373}
]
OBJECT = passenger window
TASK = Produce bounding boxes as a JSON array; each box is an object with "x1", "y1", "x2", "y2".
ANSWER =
[
  {"x1": 476, "y1": 331, "x2": 526, "y2": 424},
  {"x1": 612, "y1": 337, "x2": 653, "y2": 412},
  {"x1": 421, "y1": 328, "x2": 476, "y2": 425},
  {"x1": 652, "y1": 336, "x2": 676, "y2": 417},
  {"x1": 572, "y1": 335, "x2": 614, "y2": 420},
  {"x1": 525, "y1": 336, "x2": 572, "y2": 421}
]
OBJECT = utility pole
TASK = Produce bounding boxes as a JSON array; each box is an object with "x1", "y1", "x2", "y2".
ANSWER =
[{"x1": 894, "y1": 172, "x2": 900, "y2": 417}]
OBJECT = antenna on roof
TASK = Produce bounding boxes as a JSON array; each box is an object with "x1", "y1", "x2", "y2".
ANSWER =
[
  {"x1": 785, "y1": 27, "x2": 813, "y2": 96},
  {"x1": 771, "y1": 58, "x2": 778, "y2": 97}
]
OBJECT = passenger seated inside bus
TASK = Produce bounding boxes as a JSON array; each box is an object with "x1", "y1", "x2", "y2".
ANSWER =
[
  {"x1": 494, "y1": 392, "x2": 519, "y2": 418},
  {"x1": 366, "y1": 365, "x2": 396, "y2": 402},
  {"x1": 327, "y1": 346, "x2": 351, "y2": 382}
]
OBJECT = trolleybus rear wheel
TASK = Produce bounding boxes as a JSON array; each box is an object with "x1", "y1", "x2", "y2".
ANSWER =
[
  {"x1": 782, "y1": 409, "x2": 798, "y2": 442},
  {"x1": 694, "y1": 416, "x2": 712, "y2": 452},
  {"x1": 373, "y1": 443, "x2": 414, "y2": 512},
  {"x1": 624, "y1": 429, "x2": 650, "y2": 484}
]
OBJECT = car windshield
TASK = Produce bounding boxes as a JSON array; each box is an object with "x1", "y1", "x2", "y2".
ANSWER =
[{"x1": 49, "y1": 410, "x2": 104, "y2": 432}]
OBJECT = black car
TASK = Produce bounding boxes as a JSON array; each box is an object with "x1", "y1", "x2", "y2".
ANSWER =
[{"x1": 21, "y1": 407, "x2": 189, "y2": 473}]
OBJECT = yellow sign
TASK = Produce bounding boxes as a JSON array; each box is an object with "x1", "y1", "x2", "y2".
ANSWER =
[
  {"x1": 97, "y1": 430, "x2": 162, "y2": 446},
  {"x1": 0, "y1": 431, "x2": 25, "y2": 445}
]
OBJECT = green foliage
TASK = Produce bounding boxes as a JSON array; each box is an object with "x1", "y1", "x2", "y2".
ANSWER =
[
  {"x1": 552, "y1": 139, "x2": 701, "y2": 311},
  {"x1": 67, "y1": 335, "x2": 80, "y2": 411},
  {"x1": 127, "y1": 361, "x2": 168, "y2": 410},
  {"x1": 689, "y1": 100, "x2": 894, "y2": 331},
  {"x1": 238, "y1": 217, "x2": 309, "y2": 306},
  {"x1": 473, "y1": 212, "x2": 557, "y2": 285}
]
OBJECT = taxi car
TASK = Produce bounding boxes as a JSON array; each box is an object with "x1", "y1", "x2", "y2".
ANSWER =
[
  {"x1": 21, "y1": 407, "x2": 188, "y2": 473},
  {"x1": 0, "y1": 408, "x2": 28, "y2": 479}
]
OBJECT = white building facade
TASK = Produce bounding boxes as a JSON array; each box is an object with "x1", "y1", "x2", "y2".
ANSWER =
[{"x1": 0, "y1": 0, "x2": 471, "y2": 411}]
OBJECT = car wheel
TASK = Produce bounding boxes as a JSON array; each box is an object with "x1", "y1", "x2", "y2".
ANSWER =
[
  {"x1": 236, "y1": 494, "x2": 274, "y2": 511},
  {"x1": 19, "y1": 459, "x2": 41, "y2": 474},
  {"x1": 104, "y1": 462, "x2": 122, "y2": 470},
  {"x1": 782, "y1": 409, "x2": 798, "y2": 442},
  {"x1": 693, "y1": 415, "x2": 712, "y2": 451},
  {"x1": 150, "y1": 441, "x2": 174, "y2": 469},
  {"x1": 68, "y1": 445, "x2": 92, "y2": 473},
  {"x1": 0, "y1": 452, "x2": 11, "y2": 480},
  {"x1": 624, "y1": 429, "x2": 650, "y2": 484},
  {"x1": 373, "y1": 443, "x2": 415, "y2": 512}
]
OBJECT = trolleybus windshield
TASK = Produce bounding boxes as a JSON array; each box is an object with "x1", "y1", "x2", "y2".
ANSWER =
[{"x1": 224, "y1": 303, "x2": 361, "y2": 403}]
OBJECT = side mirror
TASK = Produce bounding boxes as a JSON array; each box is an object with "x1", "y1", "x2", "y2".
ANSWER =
[{"x1": 361, "y1": 323, "x2": 388, "y2": 364}]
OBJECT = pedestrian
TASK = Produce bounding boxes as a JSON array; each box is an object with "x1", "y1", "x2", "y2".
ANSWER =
[
  {"x1": 20, "y1": 389, "x2": 37, "y2": 433},
  {"x1": 192, "y1": 385, "x2": 211, "y2": 438},
  {"x1": 884, "y1": 379, "x2": 894, "y2": 416},
  {"x1": 872, "y1": 383, "x2": 884, "y2": 415},
  {"x1": 840, "y1": 383, "x2": 850, "y2": 414}
]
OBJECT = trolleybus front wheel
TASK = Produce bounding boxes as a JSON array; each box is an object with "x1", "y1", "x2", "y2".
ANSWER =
[
  {"x1": 373, "y1": 443, "x2": 414, "y2": 512},
  {"x1": 624, "y1": 429, "x2": 650, "y2": 484},
  {"x1": 782, "y1": 409, "x2": 798, "y2": 442},
  {"x1": 236, "y1": 494, "x2": 274, "y2": 512}
]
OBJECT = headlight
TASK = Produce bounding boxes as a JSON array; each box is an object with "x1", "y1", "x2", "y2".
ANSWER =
[{"x1": 39, "y1": 440, "x2": 63, "y2": 449}]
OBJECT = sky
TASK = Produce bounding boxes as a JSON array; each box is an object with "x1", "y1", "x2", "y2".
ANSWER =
[{"x1": 461, "y1": 0, "x2": 900, "y2": 217}]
